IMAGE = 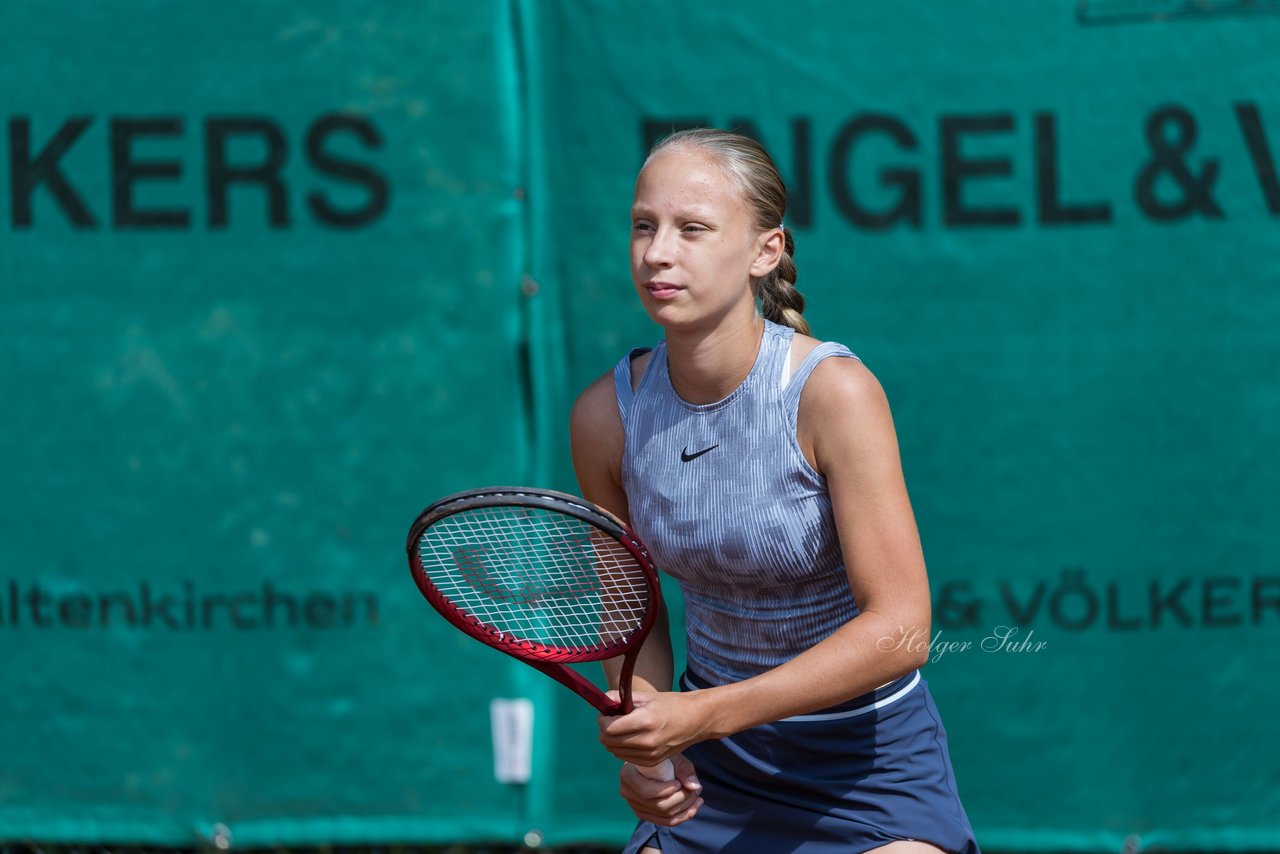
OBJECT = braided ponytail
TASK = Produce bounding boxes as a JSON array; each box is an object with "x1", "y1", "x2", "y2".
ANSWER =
[
  {"x1": 646, "y1": 129, "x2": 811, "y2": 336},
  {"x1": 757, "y1": 226, "x2": 809, "y2": 336}
]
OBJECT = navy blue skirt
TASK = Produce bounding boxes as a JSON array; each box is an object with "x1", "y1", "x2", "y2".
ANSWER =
[{"x1": 623, "y1": 670, "x2": 980, "y2": 854}]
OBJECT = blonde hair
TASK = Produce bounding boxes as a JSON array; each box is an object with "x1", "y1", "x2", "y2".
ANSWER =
[{"x1": 645, "y1": 128, "x2": 809, "y2": 336}]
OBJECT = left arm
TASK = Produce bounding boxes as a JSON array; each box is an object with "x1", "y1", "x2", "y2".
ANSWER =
[{"x1": 598, "y1": 357, "x2": 931, "y2": 763}]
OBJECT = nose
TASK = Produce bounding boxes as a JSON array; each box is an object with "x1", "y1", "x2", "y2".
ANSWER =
[{"x1": 641, "y1": 225, "x2": 676, "y2": 269}]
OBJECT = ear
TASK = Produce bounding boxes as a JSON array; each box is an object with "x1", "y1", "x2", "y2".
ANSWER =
[{"x1": 749, "y1": 228, "x2": 785, "y2": 278}]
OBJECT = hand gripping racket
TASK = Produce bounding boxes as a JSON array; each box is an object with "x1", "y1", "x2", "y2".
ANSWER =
[{"x1": 407, "y1": 486, "x2": 676, "y2": 781}]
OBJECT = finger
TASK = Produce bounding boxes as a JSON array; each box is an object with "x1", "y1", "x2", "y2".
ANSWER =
[
  {"x1": 652, "y1": 787, "x2": 700, "y2": 813},
  {"x1": 599, "y1": 710, "x2": 650, "y2": 736},
  {"x1": 627, "y1": 690, "x2": 661, "y2": 707},
  {"x1": 599, "y1": 731, "x2": 669, "y2": 764},
  {"x1": 673, "y1": 755, "x2": 702, "y2": 793},
  {"x1": 599, "y1": 735, "x2": 651, "y2": 761},
  {"x1": 621, "y1": 779, "x2": 695, "y2": 812},
  {"x1": 620, "y1": 765, "x2": 682, "y2": 797},
  {"x1": 630, "y1": 798, "x2": 703, "y2": 827},
  {"x1": 619, "y1": 747, "x2": 675, "y2": 767},
  {"x1": 596, "y1": 709, "x2": 625, "y2": 731},
  {"x1": 609, "y1": 748, "x2": 671, "y2": 768},
  {"x1": 619, "y1": 783, "x2": 683, "y2": 805},
  {"x1": 620, "y1": 781, "x2": 699, "y2": 816},
  {"x1": 678, "y1": 798, "x2": 704, "y2": 823}
]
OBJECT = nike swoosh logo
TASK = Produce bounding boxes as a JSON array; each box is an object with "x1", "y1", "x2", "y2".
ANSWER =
[{"x1": 680, "y1": 444, "x2": 719, "y2": 462}]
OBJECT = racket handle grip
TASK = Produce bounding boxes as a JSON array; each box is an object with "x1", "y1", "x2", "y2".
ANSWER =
[{"x1": 635, "y1": 759, "x2": 676, "y2": 782}]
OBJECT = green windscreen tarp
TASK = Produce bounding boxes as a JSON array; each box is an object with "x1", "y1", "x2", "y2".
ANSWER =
[
  {"x1": 3, "y1": 1, "x2": 1278, "y2": 850},
  {"x1": 1, "y1": 0, "x2": 551, "y2": 845},
  {"x1": 531, "y1": 2, "x2": 1280, "y2": 849}
]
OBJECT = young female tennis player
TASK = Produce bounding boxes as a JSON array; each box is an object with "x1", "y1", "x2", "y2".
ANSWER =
[{"x1": 569, "y1": 129, "x2": 979, "y2": 854}]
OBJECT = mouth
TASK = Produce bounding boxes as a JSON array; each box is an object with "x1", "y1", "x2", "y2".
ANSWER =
[{"x1": 644, "y1": 281, "x2": 683, "y2": 300}]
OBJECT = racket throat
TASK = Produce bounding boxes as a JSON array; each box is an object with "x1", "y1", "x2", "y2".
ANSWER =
[
  {"x1": 612, "y1": 652, "x2": 640, "y2": 715},
  {"x1": 520, "y1": 657, "x2": 623, "y2": 715}
]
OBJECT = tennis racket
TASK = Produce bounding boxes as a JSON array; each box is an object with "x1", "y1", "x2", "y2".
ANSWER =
[{"x1": 406, "y1": 486, "x2": 676, "y2": 782}]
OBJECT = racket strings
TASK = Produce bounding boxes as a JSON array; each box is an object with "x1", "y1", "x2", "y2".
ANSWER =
[{"x1": 416, "y1": 505, "x2": 651, "y2": 653}]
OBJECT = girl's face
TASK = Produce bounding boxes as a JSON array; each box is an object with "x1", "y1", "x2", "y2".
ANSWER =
[{"x1": 630, "y1": 147, "x2": 779, "y2": 331}]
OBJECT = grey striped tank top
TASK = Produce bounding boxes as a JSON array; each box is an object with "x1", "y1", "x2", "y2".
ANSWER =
[{"x1": 613, "y1": 319, "x2": 862, "y2": 685}]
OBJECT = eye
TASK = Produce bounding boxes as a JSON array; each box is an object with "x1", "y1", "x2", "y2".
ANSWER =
[
  {"x1": 681, "y1": 223, "x2": 707, "y2": 234},
  {"x1": 631, "y1": 221, "x2": 655, "y2": 234}
]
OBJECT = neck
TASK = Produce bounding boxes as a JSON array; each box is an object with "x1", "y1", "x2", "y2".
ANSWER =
[{"x1": 664, "y1": 304, "x2": 766, "y2": 405}]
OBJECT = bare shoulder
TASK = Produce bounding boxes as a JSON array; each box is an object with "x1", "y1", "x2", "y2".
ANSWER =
[
  {"x1": 569, "y1": 367, "x2": 629, "y2": 509},
  {"x1": 796, "y1": 348, "x2": 897, "y2": 472},
  {"x1": 786, "y1": 332, "x2": 874, "y2": 391},
  {"x1": 802, "y1": 349, "x2": 887, "y2": 415},
  {"x1": 570, "y1": 369, "x2": 623, "y2": 443}
]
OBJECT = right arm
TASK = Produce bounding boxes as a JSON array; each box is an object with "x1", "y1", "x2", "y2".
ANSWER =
[{"x1": 568, "y1": 368, "x2": 702, "y2": 826}]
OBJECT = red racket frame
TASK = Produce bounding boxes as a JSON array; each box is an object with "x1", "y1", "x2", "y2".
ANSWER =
[{"x1": 406, "y1": 486, "x2": 663, "y2": 716}]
